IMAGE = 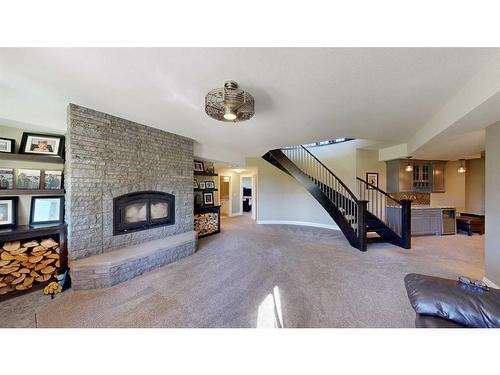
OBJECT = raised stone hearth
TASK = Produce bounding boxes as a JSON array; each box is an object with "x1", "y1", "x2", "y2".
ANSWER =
[{"x1": 70, "y1": 231, "x2": 196, "y2": 289}]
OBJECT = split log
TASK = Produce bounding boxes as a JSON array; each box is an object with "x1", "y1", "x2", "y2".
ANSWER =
[
  {"x1": 18, "y1": 268, "x2": 30, "y2": 274},
  {"x1": 23, "y1": 277, "x2": 34, "y2": 287},
  {"x1": 15, "y1": 284, "x2": 31, "y2": 290},
  {"x1": 12, "y1": 274, "x2": 26, "y2": 285},
  {"x1": 47, "y1": 253, "x2": 60, "y2": 259},
  {"x1": 21, "y1": 262, "x2": 36, "y2": 269},
  {"x1": 14, "y1": 254, "x2": 29, "y2": 263},
  {"x1": 21, "y1": 240, "x2": 39, "y2": 248},
  {"x1": 10, "y1": 247, "x2": 28, "y2": 255},
  {"x1": 35, "y1": 274, "x2": 51, "y2": 282},
  {"x1": 11, "y1": 272, "x2": 21, "y2": 277},
  {"x1": 35, "y1": 263, "x2": 46, "y2": 271},
  {"x1": 0, "y1": 260, "x2": 11, "y2": 267},
  {"x1": 1, "y1": 252, "x2": 15, "y2": 261},
  {"x1": 41, "y1": 238, "x2": 58, "y2": 248},
  {"x1": 55, "y1": 260, "x2": 60, "y2": 268},
  {"x1": 2, "y1": 241, "x2": 20, "y2": 252},
  {"x1": 0, "y1": 282, "x2": 6, "y2": 287},
  {"x1": 3, "y1": 275, "x2": 15, "y2": 283},
  {"x1": 41, "y1": 258, "x2": 55, "y2": 266},
  {"x1": 0, "y1": 267, "x2": 19, "y2": 275},
  {"x1": 41, "y1": 266, "x2": 56, "y2": 275},
  {"x1": 29, "y1": 255, "x2": 43, "y2": 263},
  {"x1": 30, "y1": 270, "x2": 40, "y2": 277},
  {"x1": 0, "y1": 286, "x2": 14, "y2": 295}
]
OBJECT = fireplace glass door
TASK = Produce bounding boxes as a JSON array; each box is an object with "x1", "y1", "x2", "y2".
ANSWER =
[{"x1": 114, "y1": 191, "x2": 175, "y2": 235}]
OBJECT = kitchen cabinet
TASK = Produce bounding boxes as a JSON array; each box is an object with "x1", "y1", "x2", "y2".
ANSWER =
[
  {"x1": 431, "y1": 161, "x2": 445, "y2": 193},
  {"x1": 386, "y1": 159, "x2": 447, "y2": 193}
]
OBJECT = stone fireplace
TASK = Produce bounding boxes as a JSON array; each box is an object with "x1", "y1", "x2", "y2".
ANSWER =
[{"x1": 65, "y1": 104, "x2": 196, "y2": 289}]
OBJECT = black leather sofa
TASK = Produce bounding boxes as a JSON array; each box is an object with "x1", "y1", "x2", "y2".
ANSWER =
[{"x1": 404, "y1": 273, "x2": 500, "y2": 328}]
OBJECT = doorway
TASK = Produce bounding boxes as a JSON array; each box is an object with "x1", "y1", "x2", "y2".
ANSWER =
[
  {"x1": 240, "y1": 174, "x2": 257, "y2": 220},
  {"x1": 219, "y1": 175, "x2": 231, "y2": 217}
]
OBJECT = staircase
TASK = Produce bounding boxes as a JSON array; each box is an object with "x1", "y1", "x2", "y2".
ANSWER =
[{"x1": 262, "y1": 146, "x2": 411, "y2": 251}]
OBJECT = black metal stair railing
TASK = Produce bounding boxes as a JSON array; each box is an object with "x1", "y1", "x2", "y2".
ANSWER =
[
  {"x1": 281, "y1": 146, "x2": 362, "y2": 240},
  {"x1": 357, "y1": 177, "x2": 412, "y2": 249}
]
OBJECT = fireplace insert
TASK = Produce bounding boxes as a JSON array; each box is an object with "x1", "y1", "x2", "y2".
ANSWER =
[{"x1": 113, "y1": 191, "x2": 175, "y2": 235}]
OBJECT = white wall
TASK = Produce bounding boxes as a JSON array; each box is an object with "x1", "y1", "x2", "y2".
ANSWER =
[
  {"x1": 249, "y1": 157, "x2": 337, "y2": 228},
  {"x1": 465, "y1": 157, "x2": 485, "y2": 214},
  {"x1": 430, "y1": 161, "x2": 466, "y2": 212},
  {"x1": 356, "y1": 149, "x2": 387, "y2": 191},
  {"x1": 485, "y1": 121, "x2": 500, "y2": 286}
]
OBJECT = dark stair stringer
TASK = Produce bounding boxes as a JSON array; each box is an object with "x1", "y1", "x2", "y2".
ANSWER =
[{"x1": 262, "y1": 146, "x2": 412, "y2": 251}]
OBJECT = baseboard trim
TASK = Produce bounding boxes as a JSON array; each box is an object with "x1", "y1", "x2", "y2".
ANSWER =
[
  {"x1": 483, "y1": 277, "x2": 500, "y2": 289},
  {"x1": 256, "y1": 220, "x2": 340, "y2": 231},
  {"x1": 229, "y1": 212, "x2": 243, "y2": 217}
]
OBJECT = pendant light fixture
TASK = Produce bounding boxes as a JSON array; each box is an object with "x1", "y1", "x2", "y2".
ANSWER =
[
  {"x1": 405, "y1": 157, "x2": 413, "y2": 172},
  {"x1": 205, "y1": 80, "x2": 255, "y2": 123},
  {"x1": 457, "y1": 159, "x2": 466, "y2": 173}
]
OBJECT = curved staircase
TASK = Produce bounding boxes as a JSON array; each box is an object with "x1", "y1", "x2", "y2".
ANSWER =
[{"x1": 262, "y1": 145, "x2": 412, "y2": 251}]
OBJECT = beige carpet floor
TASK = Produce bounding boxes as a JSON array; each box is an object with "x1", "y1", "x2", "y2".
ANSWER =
[{"x1": 0, "y1": 215, "x2": 484, "y2": 328}]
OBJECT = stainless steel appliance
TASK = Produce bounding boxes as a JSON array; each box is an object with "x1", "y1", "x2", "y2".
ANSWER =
[{"x1": 442, "y1": 209, "x2": 456, "y2": 235}]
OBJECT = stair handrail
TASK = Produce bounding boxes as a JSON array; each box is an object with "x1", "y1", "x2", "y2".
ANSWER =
[
  {"x1": 356, "y1": 177, "x2": 402, "y2": 205},
  {"x1": 295, "y1": 145, "x2": 360, "y2": 203}
]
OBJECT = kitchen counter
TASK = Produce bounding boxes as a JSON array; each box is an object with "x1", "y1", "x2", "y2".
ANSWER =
[{"x1": 410, "y1": 206, "x2": 456, "y2": 236}]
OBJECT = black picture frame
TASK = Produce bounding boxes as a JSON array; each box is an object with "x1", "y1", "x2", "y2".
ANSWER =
[
  {"x1": 205, "y1": 181, "x2": 215, "y2": 189},
  {"x1": 193, "y1": 161, "x2": 205, "y2": 172},
  {"x1": 0, "y1": 137, "x2": 15, "y2": 154},
  {"x1": 199, "y1": 182, "x2": 206, "y2": 189},
  {"x1": 29, "y1": 195, "x2": 65, "y2": 226},
  {"x1": 203, "y1": 192, "x2": 214, "y2": 206},
  {"x1": 19, "y1": 132, "x2": 65, "y2": 158},
  {"x1": 366, "y1": 172, "x2": 379, "y2": 189},
  {"x1": 0, "y1": 196, "x2": 18, "y2": 229},
  {"x1": 193, "y1": 179, "x2": 199, "y2": 188}
]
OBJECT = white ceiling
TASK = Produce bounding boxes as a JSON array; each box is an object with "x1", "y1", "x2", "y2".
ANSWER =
[{"x1": 1, "y1": 48, "x2": 499, "y2": 161}]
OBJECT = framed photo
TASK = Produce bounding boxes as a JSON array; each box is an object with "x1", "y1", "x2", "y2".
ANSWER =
[
  {"x1": 199, "y1": 181, "x2": 206, "y2": 189},
  {"x1": 19, "y1": 132, "x2": 65, "y2": 158},
  {"x1": 205, "y1": 181, "x2": 215, "y2": 189},
  {"x1": 0, "y1": 197, "x2": 18, "y2": 229},
  {"x1": 193, "y1": 179, "x2": 199, "y2": 188},
  {"x1": 0, "y1": 137, "x2": 15, "y2": 153},
  {"x1": 204, "y1": 163, "x2": 215, "y2": 174},
  {"x1": 44, "y1": 170, "x2": 63, "y2": 190},
  {"x1": 0, "y1": 168, "x2": 14, "y2": 190},
  {"x1": 203, "y1": 192, "x2": 214, "y2": 206},
  {"x1": 29, "y1": 196, "x2": 64, "y2": 226},
  {"x1": 366, "y1": 172, "x2": 379, "y2": 189},
  {"x1": 193, "y1": 161, "x2": 205, "y2": 172},
  {"x1": 17, "y1": 169, "x2": 41, "y2": 189}
]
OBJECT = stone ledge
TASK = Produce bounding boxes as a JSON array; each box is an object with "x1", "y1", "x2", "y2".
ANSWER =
[{"x1": 70, "y1": 231, "x2": 197, "y2": 290}]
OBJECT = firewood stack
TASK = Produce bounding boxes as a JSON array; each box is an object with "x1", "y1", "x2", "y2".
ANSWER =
[
  {"x1": 0, "y1": 238, "x2": 61, "y2": 295},
  {"x1": 194, "y1": 213, "x2": 219, "y2": 236}
]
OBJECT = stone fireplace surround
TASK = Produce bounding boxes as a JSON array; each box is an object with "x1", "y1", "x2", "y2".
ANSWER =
[{"x1": 65, "y1": 104, "x2": 196, "y2": 289}]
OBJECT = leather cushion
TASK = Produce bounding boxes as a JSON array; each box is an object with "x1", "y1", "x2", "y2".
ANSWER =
[
  {"x1": 404, "y1": 273, "x2": 500, "y2": 328},
  {"x1": 415, "y1": 314, "x2": 465, "y2": 328}
]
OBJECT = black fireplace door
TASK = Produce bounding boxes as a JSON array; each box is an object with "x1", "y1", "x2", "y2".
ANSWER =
[{"x1": 113, "y1": 191, "x2": 175, "y2": 235}]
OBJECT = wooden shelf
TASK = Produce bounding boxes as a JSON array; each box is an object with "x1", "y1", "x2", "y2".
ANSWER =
[
  {"x1": 194, "y1": 171, "x2": 218, "y2": 176},
  {"x1": 0, "y1": 153, "x2": 64, "y2": 164},
  {"x1": 194, "y1": 188, "x2": 218, "y2": 192},
  {"x1": 0, "y1": 223, "x2": 67, "y2": 242},
  {"x1": 0, "y1": 189, "x2": 64, "y2": 196}
]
